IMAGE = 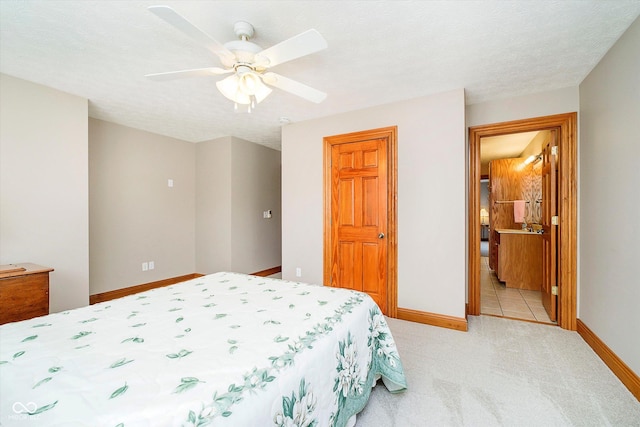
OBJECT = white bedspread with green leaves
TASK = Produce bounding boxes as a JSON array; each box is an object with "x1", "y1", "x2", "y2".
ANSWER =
[{"x1": 0, "y1": 272, "x2": 406, "y2": 426}]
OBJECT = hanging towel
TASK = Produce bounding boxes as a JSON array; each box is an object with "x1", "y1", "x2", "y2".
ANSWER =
[{"x1": 513, "y1": 200, "x2": 526, "y2": 223}]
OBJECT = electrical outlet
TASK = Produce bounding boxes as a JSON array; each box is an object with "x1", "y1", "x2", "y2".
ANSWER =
[
  {"x1": 142, "y1": 262, "x2": 148, "y2": 271},
  {"x1": 296, "y1": 267, "x2": 302, "y2": 277},
  {"x1": 149, "y1": 261, "x2": 155, "y2": 270},
  {"x1": 168, "y1": 179, "x2": 174, "y2": 188}
]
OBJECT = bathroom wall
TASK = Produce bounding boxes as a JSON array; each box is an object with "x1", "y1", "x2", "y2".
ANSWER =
[
  {"x1": 488, "y1": 157, "x2": 541, "y2": 270},
  {"x1": 521, "y1": 163, "x2": 542, "y2": 225},
  {"x1": 480, "y1": 180, "x2": 489, "y2": 215},
  {"x1": 489, "y1": 158, "x2": 541, "y2": 227}
]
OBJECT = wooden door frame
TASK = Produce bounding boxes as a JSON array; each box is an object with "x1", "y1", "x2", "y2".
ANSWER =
[
  {"x1": 468, "y1": 113, "x2": 577, "y2": 330},
  {"x1": 323, "y1": 126, "x2": 398, "y2": 318}
]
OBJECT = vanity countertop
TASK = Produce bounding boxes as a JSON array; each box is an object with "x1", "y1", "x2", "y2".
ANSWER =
[{"x1": 495, "y1": 228, "x2": 540, "y2": 235}]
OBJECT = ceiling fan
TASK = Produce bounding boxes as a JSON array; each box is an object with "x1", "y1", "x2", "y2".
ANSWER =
[{"x1": 146, "y1": 6, "x2": 328, "y2": 111}]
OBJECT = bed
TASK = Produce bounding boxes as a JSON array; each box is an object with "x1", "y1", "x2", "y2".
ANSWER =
[{"x1": 0, "y1": 272, "x2": 406, "y2": 426}]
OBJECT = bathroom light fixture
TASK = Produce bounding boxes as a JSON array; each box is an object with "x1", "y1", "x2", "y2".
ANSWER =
[{"x1": 523, "y1": 153, "x2": 542, "y2": 165}]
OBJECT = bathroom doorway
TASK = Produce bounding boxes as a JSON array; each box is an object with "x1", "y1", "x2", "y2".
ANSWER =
[
  {"x1": 478, "y1": 130, "x2": 554, "y2": 324},
  {"x1": 468, "y1": 113, "x2": 577, "y2": 331}
]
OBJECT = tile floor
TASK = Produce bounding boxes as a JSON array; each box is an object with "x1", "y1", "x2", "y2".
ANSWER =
[
  {"x1": 271, "y1": 263, "x2": 554, "y2": 324},
  {"x1": 480, "y1": 257, "x2": 555, "y2": 324}
]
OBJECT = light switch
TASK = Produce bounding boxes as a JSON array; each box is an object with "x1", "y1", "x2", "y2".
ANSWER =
[{"x1": 168, "y1": 179, "x2": 174, "y2": 188}]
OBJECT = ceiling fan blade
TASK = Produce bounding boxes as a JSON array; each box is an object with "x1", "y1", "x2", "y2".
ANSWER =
[
  {"x1": 262, "y1": 72, "x2": 326, "y2": 103},
  {"x1": 145, "y1": 67, "x2": 231, "y2": 81},
  {"x1": 148, "y1": 6, "x2": 235, "y2": 63},
  {"x1": 255, "y1": 29, "x2": 327, "y2": 68}
]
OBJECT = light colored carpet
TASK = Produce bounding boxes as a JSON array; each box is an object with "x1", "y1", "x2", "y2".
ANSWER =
[{"x1": 357, "y1": 315, "x2": 640, "y2": 426}]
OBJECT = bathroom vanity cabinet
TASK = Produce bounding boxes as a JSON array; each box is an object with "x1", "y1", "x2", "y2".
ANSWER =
[{"x1": 495, "y1": 229, "x2": 542, "y2": 291}]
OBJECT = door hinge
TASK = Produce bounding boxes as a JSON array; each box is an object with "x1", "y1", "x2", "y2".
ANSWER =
[
  {"x1": 551, "y1": 216, "x2": 559, "y2": 225},
  {"x1": 551, "y1": 146, "x2": 558, "y2": 156},
  {"x1": 551, "y1": 286, "x2": 558, "y2": 296}
]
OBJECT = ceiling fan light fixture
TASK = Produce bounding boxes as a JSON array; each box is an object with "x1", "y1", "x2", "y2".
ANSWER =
[
  {"x1": 237, "y1": 69, "x2": 260, "y2": 95},
  {"x1": 236, "y1": 65, "x2": 272, "y2": 102},
  {"x1": 216, "y1": 74, "x2": 244, "y2": 102},
  {"x1": 216, "y1": 71, "x2": 272, "y2": 108},
  {"x1": 252, "y1": 79, "x2": 272, "y2": 103}
]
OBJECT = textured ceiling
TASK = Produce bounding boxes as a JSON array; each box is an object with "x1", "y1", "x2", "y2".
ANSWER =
[{"x1": 1, "y1": 1, "x2": 639, "y2": 150}]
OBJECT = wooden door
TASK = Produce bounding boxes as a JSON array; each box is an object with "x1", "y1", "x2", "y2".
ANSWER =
[
  {"x1": 324, "y1": 128, "x2": 396, "y2": 315},
  {"x1": 541, "y1": 131, "x2": 558, "y2": 321}
]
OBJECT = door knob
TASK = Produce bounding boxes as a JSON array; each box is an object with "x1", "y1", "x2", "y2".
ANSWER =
[{"x1": 378, "y1": 233, "x2": 385, "y2": 239}]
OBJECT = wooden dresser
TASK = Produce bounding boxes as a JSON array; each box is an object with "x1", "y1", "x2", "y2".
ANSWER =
[{"x1": 0, "y1": 263, "x2": 53, "y2": 325}]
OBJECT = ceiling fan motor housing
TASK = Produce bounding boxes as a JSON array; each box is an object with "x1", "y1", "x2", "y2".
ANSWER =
[
  {"x1": 222, "y1": 22, "x2": 263, "y2": 68},
  {"x1": 223, "y1": 40, "x2": 262, "y2": 66}
]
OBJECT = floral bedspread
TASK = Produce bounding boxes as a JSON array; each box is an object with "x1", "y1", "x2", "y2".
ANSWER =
[{"x1": 0, "y1": 272, "x2": 406, "y2": 426}]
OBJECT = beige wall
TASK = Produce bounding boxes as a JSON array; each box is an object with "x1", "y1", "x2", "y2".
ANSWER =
[
  {"x1": 230, "y1": 137, "x2": 282, "y2": 273},
  {"x1": 282, "y1": 89, "x2": 466, "y2": 318},
  {"x1": 466, "y1": 86, "x2": 580, "y2": 128},
  {"x1": 579, "y1": 17, "x2": 640, "y2": 374},
  {"x1": 91, "y1": 123, "x2": 281, "y2": 293},
  {"x1": 0, "y1": 74, "x2": 89, "y2": 312},
  {"x1": 196, "y1": 136, "x2": 281, "y2": 274},
  {"x1": 89, "y1": 119, "x2": 196, "y2": 294},
  {"x1": 196, "y1": 137, "x2": 232, "y2": 273}
]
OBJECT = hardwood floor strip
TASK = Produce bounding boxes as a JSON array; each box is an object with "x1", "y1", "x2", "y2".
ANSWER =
[
  {"x1": 250, "y1": 266, "x2": 282, "y2": 277},
  {"x1": 577, "y1": 319, "x2": 640, "y2": 401},
  {"x1": 89, "y1": 273, "x2": 204, "y2": 304},
  {"x1": 397, "y1": 307, "x2": 468, "y2": 332}
]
